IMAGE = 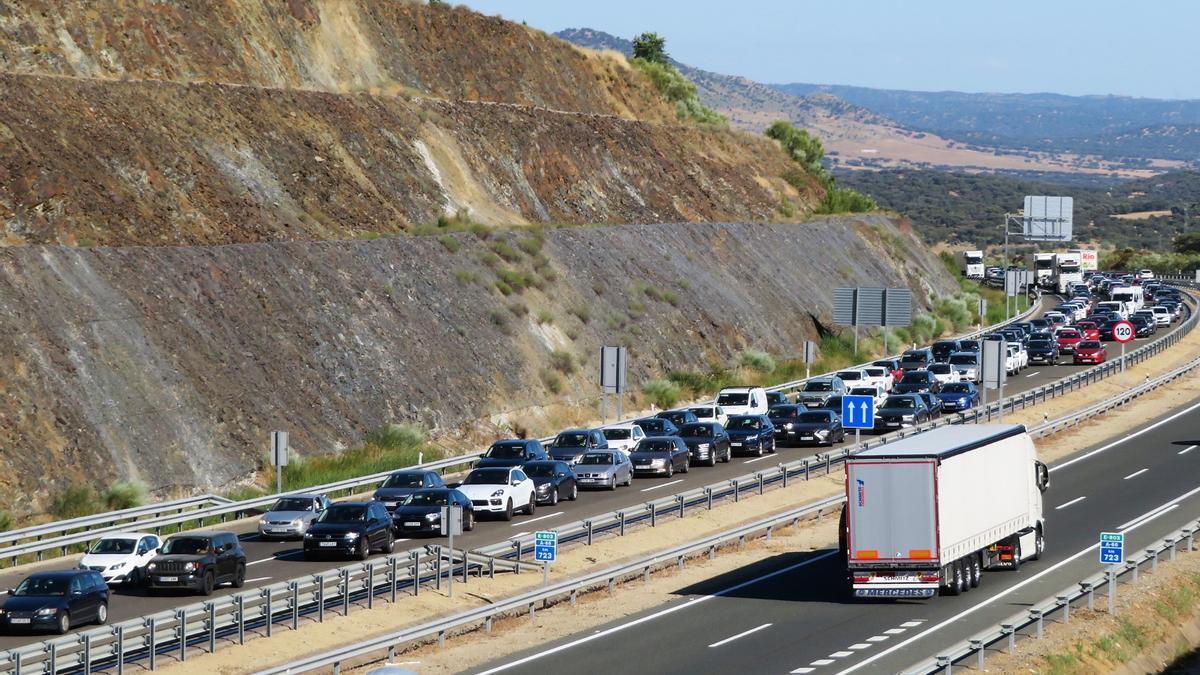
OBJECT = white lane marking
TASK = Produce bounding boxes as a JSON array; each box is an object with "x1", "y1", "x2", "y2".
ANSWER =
[
  {"x1": 1025, "y1": 373, "x2": 1038, "y2": 378},
  {"x1": 790, "y1": 669, "x2": 815, "y2": 674},
  {"x1": 865, "y1": 635, "x2": 889, "y2": 642},
  {"x1": 836, "y1": 483, "x2": 1200, "y2": 675},
  {"x1": 1124, "y1": 468, "x2": 1149, "y2": 480},
  {"x1": 247, "y1": 557, "x2": 276, "y2": 566},
  {"x1": 1052, "y1": 398, "x2": 1200, "y2": 472},
  {"x1": 1055, "y1": 496, "x2": 1087, "y2": 510},
  {"x1": 883, "y1": 628, "x2": 906, "y2": 635},
  {"x1": 640, "y1": 479, "x2": 684, "y2": 493},
  {"x1": 244, "y1": 576, "x2": 271, "y2": 583},
  {"x1": 848, "y1": 643, "x2": 871, "y2": 650},
  {"x1": 474, "y1": 551, "x2": 838, "y2": 675},
  {"x1": 707, "y1": 622, "x2": 773, "y2": 648},
  {"x1": 744, "y1": 455, "x2": 774, "y2": 464},
  {"x1": 830, "y1": 651, "x2": 854, "y2": 657},
  {"x1": 514, "y1": 512, "x2": 563, "y2": 526},
  {"x1": 900, "y1": 621, "x2": 924, "y2": 628},
  {"x1": 811, "y1": 660, "x2": 835, "y2": 666},
  {"x1": 511, "y1": 531, "x2": 528, "y2": 538},
  {"x1": 1180, "y1": 445, "x2": 1197, "y2": 455}
]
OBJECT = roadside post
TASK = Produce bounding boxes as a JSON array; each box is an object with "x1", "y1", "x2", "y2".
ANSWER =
[
  {"x1": 982, "y1": 340, "x2": 1006, "y2": 421},
  {"x1": 1100, "y1": 532, "x2": 1124, "y2": 614},
  {"x1": 440, "y1": 504, "x2": 464, "y2": 598},
  {"x1": 534, "y1": 530, "x2": 557, "y2": 588},
  {"x1": 599, "y1": 346, "x2": 627, "y2": 422},
  {"x1": 1111, "y1": 321, "x2": 1135, "y2": 386},
  {"x1": 270, "y1": 431, "x2": 289, "y2": 495},
  {"x1": 803, "y1": 340, "x2": 817, "y2": 380},
  {"x1": 977, "y1": 298, "x2": 987, "y2": 331},
  {"x1": 841, "y1": 395, "x2": 874, "y2": 449}
]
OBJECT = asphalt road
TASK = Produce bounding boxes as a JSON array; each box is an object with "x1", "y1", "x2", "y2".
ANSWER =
[
  {"x1": 471, "y1": 372, "x2": 1200, "y2": 675},
  {"x1": 0, "y1": 304, "x2": 1179, "y2": 651}
]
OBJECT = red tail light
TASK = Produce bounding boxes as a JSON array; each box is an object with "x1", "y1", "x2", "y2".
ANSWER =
[
  {"x1": 920, "y1": 574, "x2": 940, "y2": 582},
  {"x1": 852, "y1": 576, "x2": 870, "y2": 583}
]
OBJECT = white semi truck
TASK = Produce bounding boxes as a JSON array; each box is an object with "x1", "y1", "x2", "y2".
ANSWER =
[
  {"x1": 1053, "y1": 251, "x2": 1083, "y2": 294},
  {"x1": 841, "y1": 424, "x2": 1048, "y2": 598},
  {"x1": 954, "y1": 250, "x2": 985, "y2": 279},
  {"x1": 1027, "y1": 253, "x2": 1056, "y2": 288}
]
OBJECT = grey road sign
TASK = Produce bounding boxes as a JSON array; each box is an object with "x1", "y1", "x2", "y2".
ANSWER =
[
  {"x1": 439, "y1": 505, "x2": 463, "y2": 537},
  {"x1": 833, "y1": 288, "x2": 857, "y2": 326},
  {"x1": 835, "y1": 287, "x2": 912, "y2": 327},
  {"x1": 803, "y1": 340, "x2": 817, "y2": 364},
  {"x1": 271, "y1": 431, "x2": 289, "y2": 467},
  {"x1": 1023, "y1": 196, "x2": 1073, "y2": 242},
  {"x1": 600, "y1": 346, "x2": 627, "y2": 394},
  {"x1": 982, "y1": 340, "x2": 1006, "y2": 390},
  {"x1": 882, "y1": 288, "x2": 912, "y2": 327}
]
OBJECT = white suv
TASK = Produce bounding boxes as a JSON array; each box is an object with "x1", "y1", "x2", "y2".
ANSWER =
[
  {"x1": 78, "y1": 532, "x2": 162, "y2": 586},
  {"x1": 600, "y1": 424, "x2": 645, "y2": 452},
  {"x1": 457, "y1": 467, "x2": 537, "y2": 521},
  {"x1": 715, "y1": 387, "x2": 768, "y2": 416}
]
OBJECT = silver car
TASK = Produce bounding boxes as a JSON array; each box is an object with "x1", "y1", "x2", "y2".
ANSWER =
[
  {"x1": 257, "y1": 494, "x2": 332, "y2": 540},
  {"x1": 573, "y1": 450, "x2": 634, "y2": 490}
]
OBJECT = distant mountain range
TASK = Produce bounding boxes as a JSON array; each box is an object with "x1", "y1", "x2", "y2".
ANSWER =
[{"x1": 556, "y1": 28, "x2": 1195, "y2": 176}]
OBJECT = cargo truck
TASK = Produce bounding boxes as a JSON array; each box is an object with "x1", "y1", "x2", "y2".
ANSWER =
[
  {"x1": 840, "y1": 424, "x2": 1048, "y2": 598},
  {"x1": 1027, "y1": 253, "x2": 1056, "y2": 288},
  {"x1": 1053, "y1": 251, "x2": 1083, "y2": 294},
  {"x1": 1068, "y1": 248, "x2": 1097, "y2": 272},
  {"x1": 954, "y1": 250, "x2": 985, "y2": 280}
]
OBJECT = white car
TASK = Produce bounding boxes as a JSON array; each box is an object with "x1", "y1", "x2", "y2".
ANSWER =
[
  {"x1": 860, "y1": 366, "x2": 894, "y2": 393},
  {"x1": 1150, "y1": 306, "x2": 1172, "y2": 326},
  {"x1": 687, "y1": 405, "x2": 728, "y2": 427},
  {"x1": 78, "y1": 532, "x2": 162, "y2": 586},
  {"x1": 1042, "y1": 311, "x2": 1068, "y2": 327},
  {"x1": 715, "y1": 387, "x2": 768, "y2": 416},
  {"x1": 457, "y1": 466, "x2": 537, "y2": 521},
  {"x1": 847, "y1": 385, "x2": 886, "y2": 409},
  {"x1": 600, "y1": 424, "x2": 645, "y2": 452},
  {"x1": 1138, "y1": 269, "x2": 1155, "y2": 280},
  {"x1": 835, "y1": 369, "x2": 869, "y2": 388},
  {"x1": 925, "y1": 362, "x2": 961, "y2": 386},
  {"x1": 948, "y1": 352, "x2": 980, "y2": 382},
  {"x1": 1005, "y1": 344, "x2": 1022, "y2": 375}
]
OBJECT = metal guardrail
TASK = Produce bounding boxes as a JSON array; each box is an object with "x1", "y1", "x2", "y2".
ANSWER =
[
  {"x1": 256, "y1": 497, "x2": 846, "y2": 675},
  {"x1": 906, "y1": 516, "x2": 1200, "y2": 675},
  {"x1": 0, "y1": 294, "x2": 1042, "y2": 568}
]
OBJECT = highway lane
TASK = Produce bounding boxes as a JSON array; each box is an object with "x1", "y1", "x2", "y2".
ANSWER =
[
  {"x1": 0, "y1": 305, "x2": 1177, "y2": 650},
  {"x1": 471, "y1": 388, "x2": 1200, "y2": 675}
]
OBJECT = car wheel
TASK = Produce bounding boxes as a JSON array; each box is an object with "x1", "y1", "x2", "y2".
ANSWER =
[
  {"x1": 609, "y1": 476, "x2": 617, "y2": 491},
  {"x1": 723, "y1": 449, "x2": 732, "y2": 463},
  {"x1": 665, "y1": 462, "x2": 673, "y2": 478},
  {"x1": 56, "y1": 611, "x2": 70, "y2": 634},
  {"x1": 201, "y1": 571, "x2": 215, "y2": 596},
  {"x1": 525, "y1": 495, "x2": 536, "y2": 516},
  {"x1": 503, "y1": 499, "x2": 514, "y2": 521},
  {"x1": 569, "y1": 483, "x2": 578, "y2": 501},
  {"x1": 550, "y1": 487, "x2": 559, "y2": 506},
  {"x1": 768, "y1": 440, "x2": 776, "y2": 454},
  {"x1": 624, "y1": 471, "x2": 633, "y2": 487},
  {"x1": 95, "y1": 602, "x2": 108, "y2": 626},
  {"x1": 1010, "y1": 537, "x2": 1022, "y2": 572},
  {"x1": 356, "y1": 538, "x2": 369, "y2": 561},
  {"x1": 681, "y1": 457, "x2": 690, "y2": 474},
  {"x1": 756, "y1": 444, "x2": 765, "y2": 457},
  {"x1": 232, "y1": 563, "x2": 246, "y2": 588},
  {"x1": 465, "y1": 509, "x2": 475, "y2": 531},
  {"x1": 708, "y1": 454, "x2": 717, "y2": 467},
  {"x1": 381, "y1": 532, "x2": 395, "y2": 555}
]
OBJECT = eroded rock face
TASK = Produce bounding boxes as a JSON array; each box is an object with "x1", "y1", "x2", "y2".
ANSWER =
[{"x1": 0, "y1": 216, "x2": 954, "y2": 513}]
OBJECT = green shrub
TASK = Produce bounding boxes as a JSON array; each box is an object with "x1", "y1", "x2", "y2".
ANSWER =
[
  {"x1": 492, "y1": 241, "x2": 522, "y2": 263},
  {"x1": 536, "y1": 309, "x2": 554, "y2": 325},
  {"x1": 497, "y1": 268, "x2": 531, "y2": 293},
  {"x1": 631, "y1": 58, "x2": 728, "y2": 128},
  {"x1": 662, "y1": 290, "x2": 680, "y2": 307},
  {"x1": 480, "y1": 252, "x2": 502, "y2": 268},
  {"x1": 0, "y1": 510, "x2": 12, "y2": 532},
  {"x1": 453, "y1": 269, "x2": 477, "y2": 285},
  {"x1": 104, "y1": 481, "x2": 147, "y2": 511},
  {"x1": 363, "y1": 423, "x2": 426, "y2": 450},
  {"x1": 643, "y1": 379, "x2": 682, "y2": 408},
  {"x1": 438, "y1": 234, "x2": 461, "y2": 253},
  {"x1": 508, "y1": 301, "x2": 528, "y2": 317},
  {"x1": 272, "y1": 424, "x2": 432, "y2": 492},
  {"x1": 568, "y1": 305, "x2": 591, "y2": 324},
  {"x1": 494, "y1": 279, "x2": 514, "y2": 296},
  {"x1": 540, "y1": 368, "x2": 564, "y2": 394},
  {"x1": 51, "y1": 483, "x2": 100, "y2": 519},
  {"x1": 517, "y1": 236, "x2": 544, "y2": 256},
  {"x1": 549, "y1": 349, "x2": 576, "y2": 374},
  {"x1": 739, "y1": 350, "x2": 776, "y2": 373}
]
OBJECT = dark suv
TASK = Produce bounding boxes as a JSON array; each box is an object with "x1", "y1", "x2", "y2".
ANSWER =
[{"x1": 146, "y1": 532, "x2": 246, "y2": 596}]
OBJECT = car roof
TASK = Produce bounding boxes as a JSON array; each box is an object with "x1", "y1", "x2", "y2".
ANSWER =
[
  {"x1": 26, "y1": 570, "x2": 91, "y2": 579},
  {"x1": 603, "y1": 423, "x2": 640, "y2": 430},
  {"x1": 719, "y1": 386, "x2": 758, "y2": 393},
  {"x1": 275, "y1": 493, "x2": 325, "y2": 500},
  {"x1": 97, "y1": 532, "x2": 157, "y2": 540},
  {"x1": 388, "y1": 469, "x2": 433, "y2": 476}
]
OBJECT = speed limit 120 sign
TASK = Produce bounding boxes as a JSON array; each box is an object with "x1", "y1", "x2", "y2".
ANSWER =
[{"x1": 1112, "y1": 321, "x2": 1135, "y2": 344}]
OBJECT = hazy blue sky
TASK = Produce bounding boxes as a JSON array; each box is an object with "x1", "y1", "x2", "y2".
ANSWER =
[{"x1": 457, "y1": 0, "x2": 1199, "y2": 99}]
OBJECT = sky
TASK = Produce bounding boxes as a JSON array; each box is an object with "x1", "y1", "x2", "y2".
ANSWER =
[{"x1": 457, "y1": 0, "x2": 1200, "y2": 100}]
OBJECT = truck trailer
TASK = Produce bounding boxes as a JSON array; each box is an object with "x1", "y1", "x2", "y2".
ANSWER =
[
  {"x1": 1053, "y1": 251, "x2": 1083, "y2": 294},
  {"x1": 1068, "y1": 248, "x2": 1097, "y2": 272},
  {"x1": 841, "y1": 424, "x2": 1048, "y2": 598},
  {"x1": 1027, "y1": 253, "x2": 1056, "y2": 288},
  {"x1": 954, "y1": 250, "x2": 985, "y2": 280}
]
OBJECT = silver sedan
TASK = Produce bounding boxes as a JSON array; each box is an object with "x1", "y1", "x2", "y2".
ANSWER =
[
  {"x1": 257, "y1": 494, "x2": 332, "y2": 540},
  {"x1": 572, "y1": 451, "x2": 634, "y2": 490}
]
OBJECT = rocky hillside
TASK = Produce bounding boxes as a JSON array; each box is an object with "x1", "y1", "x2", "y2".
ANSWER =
[
  {"x1": 0, "y1": 215, "x2": 955, "y2": 514},
  {"x1": 0, "y1": 1, "x2": 817, "y2": 246}
]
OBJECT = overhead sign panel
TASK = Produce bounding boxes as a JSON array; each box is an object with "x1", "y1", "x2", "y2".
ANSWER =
[
  {"x1": 883, "y1": 289, "x2": 912, "y2": 327},
  {"x1": 1023, "y1": 196, "x2": 1073, "y2": 242},
  {"x1": 835, "y1": 288, "x2": 913, "y2": 327},
  {"x1": 833, "y1": 288, "x2": 857, "y2": 326}
]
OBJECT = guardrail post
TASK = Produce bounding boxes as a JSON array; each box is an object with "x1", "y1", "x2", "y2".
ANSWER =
[
  {"x1": 619, "y1": 511, "x2": 626, "y2": 535},
  {"x1": 781, "y1": 464, "x2": 788, "y2": 488},
  {"x1": 825, "y1": 453, "x2": 831, "y2": 474},
  {"x1": 766, "y1": 524, "x2": 773, "y2": 541},
  {"x1": 1149, "y1": 548, "x2": 1159, "y2": 572},
  {"x1": 969, "y1": 639, "x2": 984, "y2": 670},
  {"x1": 935, "y1": 655, "x2": 950, "y2": 674},
  {"x1": 289, "y1": 583, "x2": 299, "y2": 630},
  {"x1": 147, "y1": 617, "x2": 156, "y2": 670},
  {"x1": 317, "y1": 574, "x2": 326, "y2": 620},
  {"x1": 390, "y1": 557, "x2": 398, "y2": 602},
  {"x1": 1108, "y1": 569, "x2": 1117, "y2": 615},
  {"x1": 434, "y1": 552, "x2": 442, "y2": 592},
  {"x1": 732, "y1": 479, "x2": 740, "y2": 502},
  {"x1": 177, "y1": 608, "x2": 187, "y2": 662},
  {"x1": 1185, "y1": 529, "x2": 1194, "y2": 552},
  {"x1": 1058, "y1": 595, "x2": 1070, "y2": 624},
  {"x1": 115, "y1": 624, "x2": 124, "y2": 675},
  {"x1": 803, "y1": 459, "x2": 810, "y2": 480},
  {"x1": 677, "y1": 495, "x2": 685, "y2": 518},
  {"x1": 1031, "y1": 608, "x2": 1044, "y2": 638},
  {"x1": 586, "y1": 521, "x2": 594, "y2": 546},
  {"x1": 1001, "y1": 623, "x2": 1014, "y2": 653},
  {"x1": 757, "y1": 473, "x2": 765, "y2": 494},
  {"x1": 1128, "y1": 559, "x2": 1139, "y2": 583},
  {"x1": 366, "y1": 563, "x2": 375, "y2": 609},
  {"x1": 705, "y1": 488, "x2": 714, "y2": 510},
  {"x1": 485, "y1": 615, "x2": 493, "y2": 633},
  {"x1": 237, "y1": 593, "x2": 246, "y2": 644},
  {"x1": 83, "y1": 632, "x2": 92, "y2": 674},
  {"x1": 644, "y1": 565, "x2": 651, "y2": 584},
  {"x1": 650, "y1": 503, "x2": 657, "y2": 527}
]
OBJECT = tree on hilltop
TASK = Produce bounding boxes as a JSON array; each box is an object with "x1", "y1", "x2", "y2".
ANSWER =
[{"x1": 632, "y1": 32, "x2": 669, "y2": 64}]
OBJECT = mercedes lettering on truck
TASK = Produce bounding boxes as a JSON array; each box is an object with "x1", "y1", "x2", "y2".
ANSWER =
[{"x1": 840, "y1": 424, "x2": 1048, "y2": 598}]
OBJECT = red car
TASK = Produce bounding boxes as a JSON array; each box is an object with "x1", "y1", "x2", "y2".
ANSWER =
[
  {"x1": 872, "y1": 359, "x2": 904, "y2": 384},
  {"x1": 1075, "y1": 321, "x2": 1101, "y2": 341},
  {"x1": 1056, "y1": 328, "x2": 1083, "y2": 354},
  {"x1": 1074, "y1": 341, "x2": 1107, "y2": 364}
]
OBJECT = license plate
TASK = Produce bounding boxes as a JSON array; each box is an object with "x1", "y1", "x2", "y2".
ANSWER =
[
  {"x1": 9, "y1": 618, "x2": 29, "y2": 624},
  {"x1": 800, "y1": 436, "x2": 813, "y2": 441},
  {"x1": 268, "y1": 529, "x2": 287, "y2": 534},
  {"x1": 158, "y1": 576, "x2": 178, "y2": 582},
  {"x1": 404, "y1": 522, "x2": 421, "y2": 527},
  {"x1": 887, "y1": 422, "x2": 900, "y2": 427},
  {"x1": 319, "y1": 541, "x2": 338, "y2": 548},
  {"x1": 731, "y1": 442, "x2": 742, "y2": 447}
]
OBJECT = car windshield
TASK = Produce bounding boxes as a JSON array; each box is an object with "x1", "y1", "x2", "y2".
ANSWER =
[
  {"x1": 555, "y1": 433, "x2": 588, "y2": 447},
  {"x1": 689, "y1": 408, "x2": 715, "y2": 418},
  {"x1": 942, "y1": 383, "x2": 971, "y2": 393},
  {"x1": 849, "y1": 387, "x2": 877, "y2": 396},
  {"x1": 636, "y1": 440, "x2": 676, "y2": 453},
  {"x1": 484, "y1": 443, "x2": 525, "y2": 458},
  {"x1": 883, "y1": 397, "x2": 915, "y2": 409},
  {"x1": 578, "y1": 453, "x2": 615, "y2": 465},
  {"x1": 798, "y1": 412, "x2": 830, "y2": 423},
  {"x1": 602, "y1": 428, "x2": 631, "y2": 440},
  {"x1": 402, "y1": 492, "x2": 449, "y2": 507},
  {"x1": 1058, "y1": 331, "x2": 1079, "y2": 338},
  {"x1": 902, "y1": 351, "x2": 928, "y2": 361},
  {"x1": 1030, "y1": 340, "x2": 1053, "y2": 348},
  {"x1": 949, "y1": 354, "x2": 976, "y2": 365},
  {"x1": 13, "y1": 577, "x2": 69, "y2": 597},
  {"x1": 768, "y1": 406, "x2": 798, "y2": 419},
  {"x1": 900, "y1": 373, "x2": 928, "y2": 383},
  {"x1": 873, "y1": 361, "x2": 897, "y2": 368},
  {"x1": 381, "y1": 473, "x2": 423, "y2": 488},
  {"x1": 803, "y1": 381, "x2": 833, "y2": 392},
  {"x1": 89, "y1": 538, "x2": 136, "y2": 555},
  {"x1": 637, "y1": 420, "x2": 667, "y2": 432},
  {"x1": 317, "y1": 505, "x2": 367, "y2": 523},
  {"x1": 837, "y1": 371, "x2": 862, "y2": 380},
  {"x1": 522, "y1": 463, "x2": 559, "y2": 477},
  {"x1": 270, "y1": 498, "x2": 315, "y2": 512},
  {"x1": 961, "y1": 341, "x2": 979, "y2": 350},
  {"x1": 679, "y1": 423, "x2": 714, "y2": 436},
  {"x1": 726, "y1": 417, "x2": 762, "y2": 430},
  {"x1": 716, "y1": 393, "x2": 749, "y2": 406},
  {"x1": 463, "y1": 469, "x2": 509, "y2": 485},
  {"x1": 863, "y1": 368, "x2": 885, "y2": 377},
  {"x1": 1079, "y1": 341, "x2": 1101, "y2": 349},
  {"x1": 161, "y1": 537, "x2": 210, "y2": 555},
  {"x1": 933, "y1": 342, "x2": 957, "y2": 351},
  {"x1": 927, "y1": 364, "x2": 951, "y2": 374}
]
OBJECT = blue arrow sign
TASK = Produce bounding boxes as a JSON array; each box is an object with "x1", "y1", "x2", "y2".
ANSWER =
[
  {"x1": 1099, "y1": 531, "x2": 1123, "y2": 564},
  {"x1": 842, "y1": 395, "x2": 875, "y2": 429}
]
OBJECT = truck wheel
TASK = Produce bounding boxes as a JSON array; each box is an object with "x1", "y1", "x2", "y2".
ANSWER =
[
  {"x1": 943, "y1": 563, "x2": 961, "y2": 597},
  {"x1": 956, "y1": 560, "x2": 970, "y2": 594},
  {"x1": 1031, "y1": 527, "x2": 1044, "y2": 561},
  {"x1": 1010, "y1": 536, "x2": 1022, "y2": 572},
  {"x1": 969, "y1": 555, "x2": 981, "y2": 588}
]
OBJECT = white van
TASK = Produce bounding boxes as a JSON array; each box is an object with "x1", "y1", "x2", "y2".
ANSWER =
[
  {"x1": 1109, "y1": 286, "x2": 1144, "y2": 313},
  {"x1": 715, "y1": 387, "x2": 769, "y2": 417}
]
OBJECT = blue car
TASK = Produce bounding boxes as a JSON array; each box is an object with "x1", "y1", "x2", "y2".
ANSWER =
[
  {"x1": 935, "y1": 382, "x2": 980, "y2": 412},
  {"x1": 1, "y1": 570, "x2": 109, "y2": 634},
  {"x1": 725, "y1": 415, "x2": 776, "y2": 457}
]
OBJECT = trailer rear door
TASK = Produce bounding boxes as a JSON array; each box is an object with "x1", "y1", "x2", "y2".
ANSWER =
[{"x1": 846, "y1": 459, "x2": 938, "y2": 563}]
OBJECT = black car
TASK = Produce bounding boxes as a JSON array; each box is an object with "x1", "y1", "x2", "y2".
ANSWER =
[
  {"x1": 787, "y1": 410, "x2": 845, "y2": 446},
  {"x1": 1027, "y1": 339, "x2": 1060, "y2": 365},
  {"x1": 373, "y1": 470, "x2": 447, "y2": 510},
  {"x1": 1, "y1": 570, "x2": 108, "y2": 634},
  {"x1": 765, "y1": 391, "x2": 790, "y2": 407},
  {"x1": 958, "y1": 339, "x2": 981, "y2": 353},
  {"x1": 1098, "y1": 320, "x2": 1122, "y2": 341},
  {"x1": 931, "y1": 340, "x2": 962, "y2": 362},
  {"x1": 303, "y1": 502, "x2": 395, "y2": 560},
  {"x1": 893, "y1": 371, "x2": 941, "y2": 394},
  {"x1": 917, "y1": 392, "x2": 944, "y2": 419},
  {"x1": 1028, "y1": 318, "x2": 1051, "y2": 333},
  {"x1": 522, "y1": 460, "x2": 579, "y2": 504},
  {"x1": 1129, "y1": 315, "x2": 1155, "y2": 337},
  {"x1": 549, "y1": 428, "x2": 608, "y2": 464},
  {"x1": 391, "y1": 489, "x2": 476, "y2": 535},
  {"x1": 898, "y1": 348, "x2": 934, "y2": 372},
  {"x1": 769, "y1": 404, "x2": 806, "y2": 443},
  {"x1": 656, "y1": 409, "x2": 700, "y2": 428},
  {"x1": 630, "y1": 437, "x2": 691, "y2": 477},
  {"x1": 1012, "y1": 322, "x2": 1034, "y2": 337},
  {"x1": 725, "y1": 415, "x2": 776, "y2": 456},
  {"x1": 476, "y1": 439, "x2": 550, "y2": 469},
  {"x1": 809, "y1": 394, "x2": 845, "y2": 416},
  {"x1": 677, "y1": 422, "x2": 732, "y2": 466},
  {"x1": 147, "y1": 532, "x2": 246, "y2": 596},
  {"x1": 874, "y1": 395, "x2": 931, "y2": 431},
  {"x1": 632, "y1": 417, "x2": 681, "y2": 437}
]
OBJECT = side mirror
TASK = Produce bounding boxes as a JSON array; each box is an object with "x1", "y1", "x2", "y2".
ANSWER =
[{"x1": 511, "y1": 480, "x2": 521, "y2": 486}]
